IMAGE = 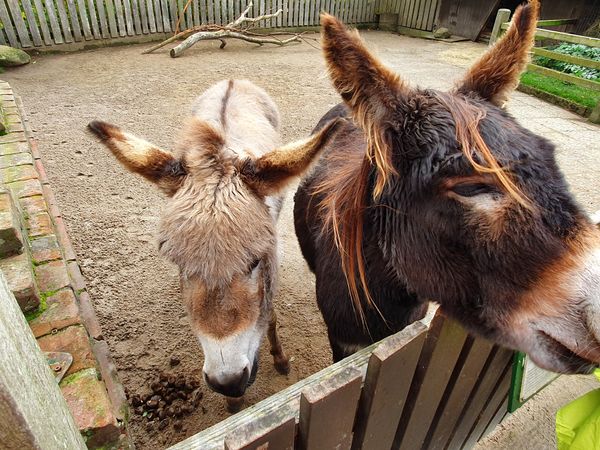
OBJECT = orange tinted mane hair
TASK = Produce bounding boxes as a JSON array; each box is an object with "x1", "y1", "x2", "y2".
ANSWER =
[{"x1": 317, "y1": 93, "x2": 529, "y2": 326}]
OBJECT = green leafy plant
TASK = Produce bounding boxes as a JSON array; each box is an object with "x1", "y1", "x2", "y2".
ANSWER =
[{"x1": 534, "y1": 43, "x2": 600, "y2": 81}]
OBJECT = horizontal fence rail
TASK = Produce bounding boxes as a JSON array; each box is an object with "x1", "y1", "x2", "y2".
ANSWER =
[
  {"x1": 169, "y1": 309, "x2": 513, "y2": 450},
  {"x1": 0, "y1": 0, "x2": 378, "y2": 48}
]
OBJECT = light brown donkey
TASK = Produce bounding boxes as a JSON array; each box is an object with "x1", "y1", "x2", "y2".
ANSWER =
[{"x1": 87, "y1": 80, "x2": 342, "y2": 404}]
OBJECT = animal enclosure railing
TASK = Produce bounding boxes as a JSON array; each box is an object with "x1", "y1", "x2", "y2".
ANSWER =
[
  {"x1": 376, "y1": 0, "x2": 440, "y2": 33},
  {"x1": 490, "y1": 9, "x2": 600, "y2": 123},
  {"x1": 0, "y1": 0, "x2": 377, "y2": 49},
  {"x1": 169, "y1": 309, "x2": 514, "y2": 450}
]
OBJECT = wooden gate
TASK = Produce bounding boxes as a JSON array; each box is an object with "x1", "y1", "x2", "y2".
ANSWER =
[
  {"x1": 169, "y1": 308, "x2": 513, "y2": 450},
  {"x1": 0, "y1": 0, "x2": 377, "y2": 49}
]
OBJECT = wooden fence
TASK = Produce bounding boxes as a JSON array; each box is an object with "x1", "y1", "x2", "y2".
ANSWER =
[
  {"x1": 490, "y1": 9, "x2": 600, "y2": 123},
  {"x1": 376, "y1": 0, "x2": 440, "y2": 33},
  {"x1": 0, "y1": 0, "x2": 377, "y2": 49},
  {"x1": 169, "y1": 309, "x2": 513, "y2": 450}
]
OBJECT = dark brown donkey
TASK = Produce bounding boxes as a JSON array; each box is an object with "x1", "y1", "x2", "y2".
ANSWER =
[
  {"x1": 295, "y1": 2, "x2": 600, "y2": 373},
  {"x1": 88, "y1": 80, "x2": 342, "y2": 403}
]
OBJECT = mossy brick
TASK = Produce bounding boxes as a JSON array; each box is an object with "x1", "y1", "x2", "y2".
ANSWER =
[
  {"x1": 0, "y1": 142, "x2": 29, "y2": 156},
  {"x1": 37, "y1": 325, "x2": 96, "y2": 376},
  {"x1": 60, "y1": 368, "x2": 121, "y2": 448},
  {"x1": 19, "y1": 195, "x2": 47, "y2": 216},
  {"x1": 0, "y1": 131, "x2": 26, "y2": 144},
  {"x1": 0, "y1": 152, "x2": 33, "y2": 169},
  {"x1": 35, "y1": 259, "x2": 70, "y2": 292},
  {"x1": 54, "y1": 216, "x2": 76, "y2": 261},
  {"x1": 7, "y1": 178, "x2": 43, "y2": 198},
  {"x1": 0, "y1": 164, "x2": 38, "y2": 183},
  {"x1": 30, "y1": 235, "x2": 62, "y2": 263},
  {"x1": 68, "y1": 261, "x2": 86, "y2": 292},
  {"x1": 7, "y1": 122, "x2": 24, "y2": 133},
  {"x1": 26, "y1": 211, "x2": 53, "y2": 237},
  {"x1": 0, "y1": 252, "x2": 40, "y2": 312},
  {"x1": 0, "y1": 189, "x2": 23, "y2": 257},
  {"x1": 29, "y1": 288, "x2": 82, "y2": 337}
]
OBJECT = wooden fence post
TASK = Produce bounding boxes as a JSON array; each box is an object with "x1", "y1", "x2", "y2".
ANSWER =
[
  {"x1": 0, "y1": 271, "x2": 86, "y2": 449},
  {"x1": 489, "y1": 8, "x2": 511, "y2": 46},
  {"x1": 590, "y1": 101, "x2": 600, "y2": 124}
]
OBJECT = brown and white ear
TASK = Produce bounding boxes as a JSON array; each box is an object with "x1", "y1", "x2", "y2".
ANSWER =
[
  {"x1": 237, "y1": 117, "x2": 345, "y2": 196},
  {"x1": 87, "y1": 120, "x2": 186, "y2": 196},
  {"x1": 456, "y1": 0, "x2": 540, "y2": 107},
  {"x1": 320, "y1": 13, "x2": 411, "y2": 195}
]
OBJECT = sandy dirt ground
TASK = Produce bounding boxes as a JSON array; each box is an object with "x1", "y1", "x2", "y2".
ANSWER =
[{"x1": 4, "y1": 30, "x2": 599, "y2": 449}]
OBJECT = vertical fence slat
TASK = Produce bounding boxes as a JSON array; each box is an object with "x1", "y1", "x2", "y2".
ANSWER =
[
  {"x1": 122, "y1": 0, "x2": 135, "y2": 34},
  {"x1": 0, "y1": 28, "x2": 6, "y2": 45},
  {"x1": 462, "y1": 358, "x2": 512, "y2": 449},
  {"x1": 65, "y1": 0, "x2": 83, "y2": 40},
  {"x1": 224, "y1": 415, "x2": 295, "y2": 450},
  {"x1": 214, "y1": 0, "x2": 221, "y2": 25},
  {"x1": 5, "y1": 0, "x2": 33, "y2": 47},
  {"x1": 227, "y1": 0, "x2": 234, "y2": 26},
  {"x1": 105, "y1": 0, "x2": 120, "y2": 37},
  {"x1": 200, "y1": 0, "x2": 207, "y2": 25},
  {"x1": 75, "y1": 0, "x2": 94, "y2": 39},
  {"x1": 193, "y1": 0, "x2": 200, "y2": 26},
  {"x1": 152, "y1": 0, "x2": 162, "y2": 32},
  {"x1": 161, "y1": 0, "x2": 171, "y2": 32},
  {"x1": 298, "y1": 366, "x2": 363, "y2": 450},
  {"x1": 425, "y1": 336, "x2": 495, "y2": 450},
  {"x1": 31, "y1": 0, "x2": 53, "y2": 44},
  {"x1": 20, "y1": 0, "x2": 44, "y2": 46},
  {"x1": 0, "y1": 1, "x2": 18, "y2": 47},
  {"x1": 42, "y1": 0, "x2": 64, "y2": 43},
  {"x1": 175, "y1": 0, "x2": 185, "y2": 31},
  {"x1": 445, "y1": 347, "x2": 514, "y2": 450},
  {"x1": 479, "y1": 397, "x2": 509, "y2": 442},
  {"x1": 393, "y1": 314, "x2": 469, "y2": 450},
  {"x1": 95, "y1": 0, "x2": 111, "y2": 38},
  {"x1": 85, "y1": 0, "x2": 102, "y2": 38},
  {"x1": 207, "y1": 0, "x2": 214, "y2": 25},
  {"x1": 351, "y1": 322, "x2": 427, "y2": 450},
  {"x1": 53, "y1": 0, "x2": 75, "y2": 42},
  {"x1": 139, "y1": 0, "x2": 150, "y2": 32},
  {"x1": 132, "y1": 0, "x2": 143, "y2": 33},
  {"x1": 112, "y1": 0, "x2": 127, "y2": 35}
]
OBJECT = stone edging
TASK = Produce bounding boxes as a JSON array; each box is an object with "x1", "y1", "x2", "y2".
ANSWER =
[{"x1": 0, "y1": 80, "x2": 132, "y2": 449}]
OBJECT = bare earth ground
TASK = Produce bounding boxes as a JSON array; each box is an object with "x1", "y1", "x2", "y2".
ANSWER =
[{"x1": 3, "y1": 31, "x2": 599, "y2": 449}]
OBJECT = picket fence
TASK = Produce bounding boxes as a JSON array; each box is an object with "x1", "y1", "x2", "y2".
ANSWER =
[
  {"x1": 0, "y1": 0, "x2": 377, "y2": 49},
  {"x1": 169, "y1": 309, "x2": 513, "y2": 449}
]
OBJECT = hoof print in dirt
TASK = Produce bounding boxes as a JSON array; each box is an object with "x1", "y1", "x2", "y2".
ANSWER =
[{"x1": 130, "y1": 370, "x2": 203, "y2": 430}]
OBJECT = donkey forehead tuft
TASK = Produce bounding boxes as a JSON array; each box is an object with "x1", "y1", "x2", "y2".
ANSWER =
[{"x1": 158, "y1": 175, "x2": 275, "y2": 284}]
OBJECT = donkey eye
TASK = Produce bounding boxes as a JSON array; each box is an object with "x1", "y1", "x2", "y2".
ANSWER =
[
  {"x1": 451, "y1": 183, "x2": 497, "y2": 197},
  {"x1": 247, "y1": 258, "x2": 261, "y2": 273}
]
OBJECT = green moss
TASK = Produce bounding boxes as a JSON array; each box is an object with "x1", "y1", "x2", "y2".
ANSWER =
[
  {"x1": 520, "y1": 71, "x2": 600, "y2": 109},
  {"x1": 60, "y1": 367, "x2": 96, "y2": 387},
  {"x1": 24, "y1": 288, "x2": 62, "y2": 321}
]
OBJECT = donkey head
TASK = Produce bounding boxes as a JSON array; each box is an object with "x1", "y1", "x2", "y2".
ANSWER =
[
  {"x1": 321, "y1": 1, "x2": 600, "y2": 373},
  {"x1": 88, "y1": 116, "x2": 342, "y2": 397}
]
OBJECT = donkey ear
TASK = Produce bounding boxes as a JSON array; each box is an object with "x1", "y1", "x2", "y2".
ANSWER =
[
  {"x1": 456, "y1": 0, "x2": 540, "y2": 107},
  {"x1": 87, "y1": 121, "x2": 186, "y2": 196},
  {"x1": 237, "y1": 117, "x2": 345, "y2": 196}
]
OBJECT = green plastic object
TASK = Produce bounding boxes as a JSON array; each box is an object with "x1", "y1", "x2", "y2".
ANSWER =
[{"x1": 556, "y1": 369, "x2": 600, "y2": 450}]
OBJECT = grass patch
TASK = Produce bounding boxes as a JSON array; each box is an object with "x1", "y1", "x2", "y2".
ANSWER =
[{"x1": 520, "y1": 71, "x2": 600, "y2": 109}]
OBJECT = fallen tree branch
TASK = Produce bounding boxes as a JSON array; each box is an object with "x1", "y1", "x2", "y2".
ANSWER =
[{"x1": 170, "y1": 30, "x2": 301, "y2": 58}]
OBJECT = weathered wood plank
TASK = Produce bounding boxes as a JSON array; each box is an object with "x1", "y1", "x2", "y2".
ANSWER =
[
  {"x1": 193, "y1": 0, "x2": 200, "y2": 26},
  {"x1": 0, "y1": 1, "x2": 18, "y2": 47},
  {"x1": 424, "y1": 336, "x2": 495, "y2": 450},
  {"x1": 169, "y1": 0, "x2": 178, "y2": 30},
  {"x1": 537, "y1": 18, "x2": 577, "y2": 27},
  {"x1": 479, "y1": 397, "x2": 509, "y2": 442},
  {"x1": 54, "y1": 0, "x2": 75, "y2": 42},
  {"x1": 75, "y1": 0, "x2": 93, "y2": 39},
  {"x1": 20, "y1": 0, "x2": 44, "y2": 46},
  {"x1": 489, "y1": 9, "x2": 510, "y2": 46},
  {"x1": 500, "y1": 23, "x2": 600, "y2": 48},
  {"x1": 214, "y1": 0, "x2": 221, "y2": 25},
  {"x1": 0, "y1": 272, "x2": 87, "y2": 449},
  {"x1": 532, "y1": 47, "x2": 600, "y2": 71},
  {"x1": 351, "y1": 322, "x2": 427, "y2": 450},
  {"x1": 461, "y1": 358, "x2": 512, "y2": 449},
  {"x1": 104, "y1": 0, "x2": 120, "y2": 37},
  {"x1": 113, "y1": 0, "x2": 128, "y2": 35},
  {"x1": 40, "y1": 0, "x2": 64, "y2": 44},
  {"x1": 527, "y1": 63, "x2": 600, "y2": 91},
  {"x1": 445, "y1": 347, "x2": 513, "y2": 450},
  {"x1": 122, "y1": 0, "x2": 136, "y2": 34},
  {"x1": 298, "y1": 366, "x2": 363, "y2": 450},
  {"x1": 131, "y1": 0, "x2": 144, "y2": 33},
  {"x1": 151, "y1": 0, "x2": 162, "y2": 32},
  {"x1": 32, "y1": 0, "x2": 55, "y2": 44},
  {"x1": 224, "y1": 415, "x2": 295, "y2": 450},
  {"x1": 186, "y1": 0, "x2": 193, "y2": 28},
  {"x1": 85, "y1": 0, "x2": 102, "y2": 38},
  {"x1": 139, "y1": 0, "x2": 150, "y2": 33},
  {"x1": 0, "y1": 27, "x2": 6, "y2": 45},
  {"x1": 200, "y1": 0, "x2": 207, "y2": 25},
  {"x1": 65, "y1": 0, "x2": 83, "y2": 41},
  {"x1": 394, "y1": 314, "x2": 469, "y2": 450},
  {"x1": 277, "y1": 0, "x2": 283, "y2": 26},
  {"x1": 207, "y1": 0, "x2": 214, "y2": 25},
  {"x1": 5, "y1": 0, "x2": 33, "y2": 47},
  {"x1": 161, "y1": 0, "x2": 171, "y2": 32}
]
